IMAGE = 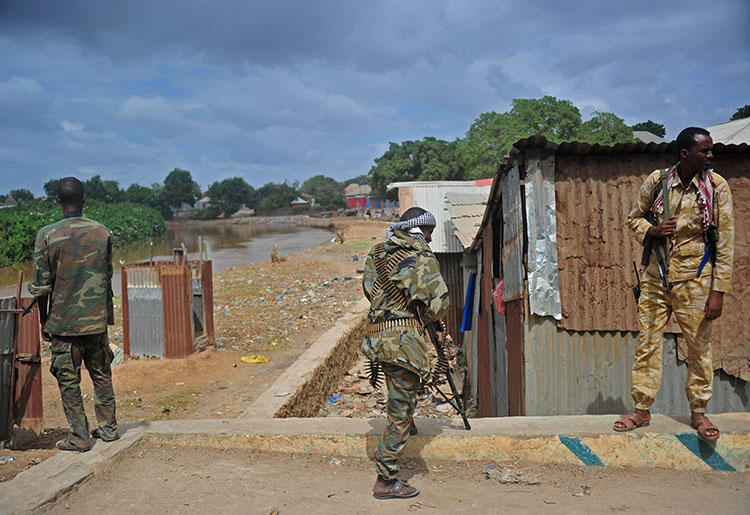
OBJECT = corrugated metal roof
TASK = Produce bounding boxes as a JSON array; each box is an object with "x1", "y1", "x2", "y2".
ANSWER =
[
  {"x1": 391, "y1": 181, "x2": 492, "y2": 253},
  {"x1": 510, "y1": 135, "x2": 750, "y2": 155},
  {"x1": 633, "y1": 131, "x2": 665, "y2": 144},
  {"x1": 445, "y1": 191, "x2": 490, "y2": 250},
  {"x1": 708, "y1": 117, "x2": 750, "y2": 145}
]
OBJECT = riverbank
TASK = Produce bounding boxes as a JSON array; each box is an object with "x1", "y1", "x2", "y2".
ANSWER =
[{"x1": 0, "y1": 219, "x2": 388, "y2": 482}]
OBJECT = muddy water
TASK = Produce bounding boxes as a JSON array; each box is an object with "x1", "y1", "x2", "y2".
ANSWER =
[{"x1": 0, "y1": 221, "x2": 333, "y2": 298}]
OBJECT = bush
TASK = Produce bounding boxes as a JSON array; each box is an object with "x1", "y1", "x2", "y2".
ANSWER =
[{"x1": 0, "y1": 199, "x2": 167, "y2": 267}]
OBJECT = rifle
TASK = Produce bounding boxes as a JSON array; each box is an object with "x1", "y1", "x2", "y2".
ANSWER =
[
  {"x1": 423, "y1": 320, "x2": 471, "y2": 430},
  {"x1": 641, "y1": 211, "x2": 671, "y2": 292},
  {"x1": 632, "y1": 261, "x2": 641, "y2": 303}
]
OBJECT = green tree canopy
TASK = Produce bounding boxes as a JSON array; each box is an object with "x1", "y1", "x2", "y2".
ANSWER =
[
  {"x1": 368, "y1": 137, "x2": 464, "y2": 198},
  {"x1": 162, "y1": 168, "x2": 201, "y2": 210},
  {"x1": 43, "y1": 179, "x2": 61, "y2": 200},
  {"x1": 730, "y1": 104, "x2": 750, "y2": 121},
  {"x1": 458, "y1": 96, "x2": 582, "y2": 179},
  {"x1": 255, "y1": 182, "x2": 298, "y2": 210},
  {"x1": 631, "y1": 120, "x2": 666, "y2": 137},
  {"x1": 207, "y1": 177, "x2": 255, "y2": 218},
  {"x1": 82, "y1": 175, "x2": 124, "y2": 203},
  {"x1": 299, "y1": 174, "x2": 346, "y2": 210},
  {"x1": 125, "y1": 183, "x2": 157, "y2": 205},
  {"x1": 577, "y1": 111, "x2": 636, "y2": 145},
  {"x1": 9, "y1": 188, "x2": 34, "y2": 203},
  {"x1": 343, "y1": 174, "x2": 369, "y2": 186}
]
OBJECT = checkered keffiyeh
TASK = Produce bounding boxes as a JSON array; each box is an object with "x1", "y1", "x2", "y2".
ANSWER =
[
  {"x1": 386, "y1": 211, "x2": 437, "y2": 242},
  {"x1": 651, "y1": 165, "x2": 714, "y2": 230}
]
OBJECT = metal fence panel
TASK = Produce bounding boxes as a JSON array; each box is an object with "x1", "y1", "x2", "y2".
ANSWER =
[
  {"x1": 161, "y1": 266, "x2": 194, "y2": 358},
  {"x1": 0, "y1": 297, "x2": 15, "y2": 442},
  {"x1": 501, "y1": 166, "x2": 524, "y2": 301},
  {"x1": 15, "y1": 298, "x2": 42, "y2": 432},
  {"x1": 127, "y1": 267, "x2": 165, "y2": 358}
]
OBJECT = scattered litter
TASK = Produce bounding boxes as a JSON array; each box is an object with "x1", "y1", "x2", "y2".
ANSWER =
[
  {"x1": 29, "y1": 457, "x2": 41, "y2": 465},
  {"x1": 0, "y1": 456, "x2": 14, "y2": 466},
  {"x1": 328, "y1": 394, "x2": 341, "y2": 405},
  {"x1": 275, "y1": 391, "x2": 290, "y2": 397},
  {"x1": 485, "y1": 466, "x2": 541, "y2": 485},
  {"x1": 175, "y1": 382, "x2": 185, "y2": 386},
  {"x1": 241, "y1": 355, "x2": 269, "y2": 364},
  {"x1": 329, "y1": 457, "x2": 341, "y2": 465}
]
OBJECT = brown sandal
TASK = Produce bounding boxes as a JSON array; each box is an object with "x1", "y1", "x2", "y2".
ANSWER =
[
  {"x1": 691, "y1": 414, "x2": 720, "y2": 441},
  {"x1": 613, "y1": 410, "x2": 651, "y2": 432}
]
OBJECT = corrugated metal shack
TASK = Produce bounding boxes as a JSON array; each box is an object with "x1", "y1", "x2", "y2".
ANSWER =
[
  {"x1": 387, "y1": 180, "x2": 492, "y2": 352},
  {"x1": 469, "y1": 136, "x2": 750, "y2": 417},
  {"x1": 122, "y1": 258, "x2": 215, "y2": 359}
]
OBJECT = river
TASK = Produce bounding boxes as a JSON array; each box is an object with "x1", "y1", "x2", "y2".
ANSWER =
[{"x1": 0, "y1": 220, "x2": 334, "y2": 298}]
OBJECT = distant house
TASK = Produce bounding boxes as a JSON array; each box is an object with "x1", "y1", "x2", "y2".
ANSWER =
[
  {"x1": 344, "y1": 183, "x2": 371, "y2": 209},
  {"x1": 290, "y1": 197, "x2": 309, "y2": 208},
  {"x1": 0, "y1": 197, "x2": 18, "y2": 209},
  {"x1": 708, "y1": 117, "x2": 750, "y2": 144}
]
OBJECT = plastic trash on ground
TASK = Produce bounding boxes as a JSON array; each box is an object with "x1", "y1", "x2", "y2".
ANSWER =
[{"x1": 241, "y1": 355, "x2": 269, "y2": 364}]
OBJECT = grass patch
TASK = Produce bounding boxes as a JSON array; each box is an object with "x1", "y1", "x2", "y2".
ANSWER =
[{"x1": 154, "y1": 386, "x2": 203, "y2": 418}]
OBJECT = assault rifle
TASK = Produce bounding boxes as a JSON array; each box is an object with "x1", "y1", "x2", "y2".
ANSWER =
[
  {"x1": 423, "y1": 320, "x2": 471, "y2": 430},
  {"x1": 641, "y1": 211, "x2": 671, "y2": 292}
]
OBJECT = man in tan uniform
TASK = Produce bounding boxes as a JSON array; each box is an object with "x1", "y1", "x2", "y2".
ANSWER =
[{"x1": 616, "y1": 127, "x2": 734, "y2": 440}]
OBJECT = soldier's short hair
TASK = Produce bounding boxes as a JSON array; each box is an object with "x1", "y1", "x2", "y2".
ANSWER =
[
  {"x1": 676, "y1": 127, "x2": 711, "y2": 152},
  {"x1": 57, "y1": 177, "x2": 84, "y2": 205}
]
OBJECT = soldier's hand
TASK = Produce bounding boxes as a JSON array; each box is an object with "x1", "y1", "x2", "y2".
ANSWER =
[
  {"x1": 647, "y1": 216, "x2": 677, "y2": 238},
  {"x1": 704, "y1": 290, "x2": 724, "y2": 320},
  {"x1": 41, "y1": 322, "x2": 52, "y2": 342}
]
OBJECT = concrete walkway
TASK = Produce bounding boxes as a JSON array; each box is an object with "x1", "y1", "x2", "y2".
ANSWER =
[{"x1": 2, "y1": 413, "x2": 748, "y2": 512}]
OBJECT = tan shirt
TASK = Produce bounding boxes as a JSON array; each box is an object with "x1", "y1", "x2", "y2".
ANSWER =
[{"x1": 628, "y1": 168, "x2": 734, "y2": 292}]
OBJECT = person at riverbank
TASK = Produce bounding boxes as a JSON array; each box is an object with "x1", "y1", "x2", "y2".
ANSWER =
[
  {"x1": 617, "y1": 127, "x2": 734, "y2": 440},
  {"x1": 28, "y1": 177, "x2": 119, "y2": 451},
  {"x1": 361, "y1": 207, "x2": 450, "y2": 499}
]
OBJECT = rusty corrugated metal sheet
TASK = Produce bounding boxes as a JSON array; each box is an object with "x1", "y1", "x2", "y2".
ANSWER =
[
  {"x1": 555, "y1": 152, "x2": 678, "y2": 332},
  {"x1": 436, "y1": 253, "x2": 464, "y2": 352},
  {"x1": 160, "y1": 265, "x2": 194, "y2": 359},
  {"x1": 505, "y1": 299, "x2": 525, "y2": 416},
  {"x1": 476, "y1": 225, "x2": 493, "y2": 417},
  {"x1": 0, "y1": 297, "x2": 15, "y2": 442},
  {"x1": 511, "y1": 135, "x2": 750, "y2": 156},
  {"x1": 201, "y1": 260, "x2": 215, "y2": 346},
  {"x1": 14, "y1": 298, "x2": 42, "y2": 433},
  {"x1": 125, "y1": 266, "x2": 165, "y2": 358},
  {"x1": 501, "y1": 166, "x2": 524, "y2": 301}
]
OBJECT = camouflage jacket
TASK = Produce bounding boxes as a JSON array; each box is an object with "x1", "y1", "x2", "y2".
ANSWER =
[
  {"x1": 361, "y1": 230, "x2": 450, "y2": 380},
  {"x1": 28, "y1": 215, "x2": 114, "y2": 336}
]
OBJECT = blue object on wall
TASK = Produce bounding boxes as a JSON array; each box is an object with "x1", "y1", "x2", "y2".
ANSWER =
[{"x1": 461, "y1": 272, "x2": 476, "y2": 332}]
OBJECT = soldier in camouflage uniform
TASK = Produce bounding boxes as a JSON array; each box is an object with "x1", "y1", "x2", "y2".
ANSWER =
[
  {"x1": 28, "y1": 177, "x2": 119, "y2": 452},
  {"x1": 617, "y1": 128, "x2": 734, "y2": 441},
  {"x1": 362, "y1": 207, "x2": 450, "y2": 499}
]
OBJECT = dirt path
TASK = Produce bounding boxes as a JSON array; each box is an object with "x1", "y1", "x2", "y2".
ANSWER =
[
  {"x1": 41, "y1": 442, "x2": 750, "y2": 514},
  {"x1": 1, "y1": 219, "x2": 388, "y2": 482}
]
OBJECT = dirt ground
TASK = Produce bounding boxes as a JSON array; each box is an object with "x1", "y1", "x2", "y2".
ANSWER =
[
  {"x1": 41, "y1": 442, "x2": 750, "y2": 514},
  {"x1": 1, "y1": 219, "x2": 388, "y2": 482}
]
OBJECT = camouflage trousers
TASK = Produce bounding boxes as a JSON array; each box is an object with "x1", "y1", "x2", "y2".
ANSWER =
[
  {"x1": 50, "y1": 333, "x2": 118, "y2": 448},
  {"x1": 375, "y1": 363, "x2": 420, "y2": 480},
  {"x1": 632, "y1": 274, "x2": 713, "y2": 413}
]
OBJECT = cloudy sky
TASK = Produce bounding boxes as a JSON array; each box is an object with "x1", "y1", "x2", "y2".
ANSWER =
[{"x1": 1, "y1": 1, "x2": 748, "y2": 195}]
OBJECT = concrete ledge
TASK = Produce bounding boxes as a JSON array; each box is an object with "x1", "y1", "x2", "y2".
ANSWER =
[
  {"x1": 0, "y1": 425, "x2": 145, "y2": 513},
  {"x1": 241, "y1": 297, "x2": 369, "y2": 418},
  {"x1": 142, "y1": 413, "x2": 750, "y2": 471}
]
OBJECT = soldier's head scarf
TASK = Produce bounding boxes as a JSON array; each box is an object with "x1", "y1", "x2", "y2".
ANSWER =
[{"x1": 386, "y1": 208, "x2": 436, "y2": 243}]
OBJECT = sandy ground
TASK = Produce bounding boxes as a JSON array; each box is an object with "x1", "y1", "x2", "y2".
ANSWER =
[
  {"x1": 41, "y1": 442, "x2": 750, "y2": 514},
  {"x1": 1, "y1": 219, "x2": 387, "y2": 482}
]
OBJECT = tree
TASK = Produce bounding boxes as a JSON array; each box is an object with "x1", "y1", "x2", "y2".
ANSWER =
[
  {"x1": 368, "y1": 137, "x2": 464, "y2": 198},
  {"x1": 730, "y1": 104, "x2": 750, "y2": 121},
  {"x1": 206, "y1": 177, "x2": 254, "y2": 218},
  {"x1": 343, "y1": 174, "x2": 369, "y2": 186},
  {"x1": 577, "y1": 112, "x2": 636, "y2": 145},
  {"x1": 9, "y1": 188, "x2": 34, "y2": 203},
  {"x1": 125, "y1": 183, "x2": 157, "y2": 205},
  {"x1": 631, "y1": 120, "x2": 666, "y2": 137},
  {"x1": 43, "y1": 178, "x2": 61, "y2": 200},
  {"x1": 82, "y1": 175, "x2": 124, "y2": 203},
  {"x1": 300, "y1": 175, "x2": 346, "y2": 210},
  {"x1": 255, "y1": 182, "x2": 298, "y2": 210},
  {"x1": 162, "y1": 168, "x2": 201, "y2": 211},
  {"x1": 458, "y1": 96, "x2": 582, "y2": 179}
]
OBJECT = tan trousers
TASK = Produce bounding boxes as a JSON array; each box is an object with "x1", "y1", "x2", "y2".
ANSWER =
[{"x1": 632, "y1": 274, "x2": 713, "y2": 413}]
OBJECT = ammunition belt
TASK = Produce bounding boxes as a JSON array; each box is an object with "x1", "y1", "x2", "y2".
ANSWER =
[
  {"x1": 366, "y1": 318, "x2": 423, "y2": 337},
  {"x1": 370, "y1": 242, "x2": 411, "y2": 311}
]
